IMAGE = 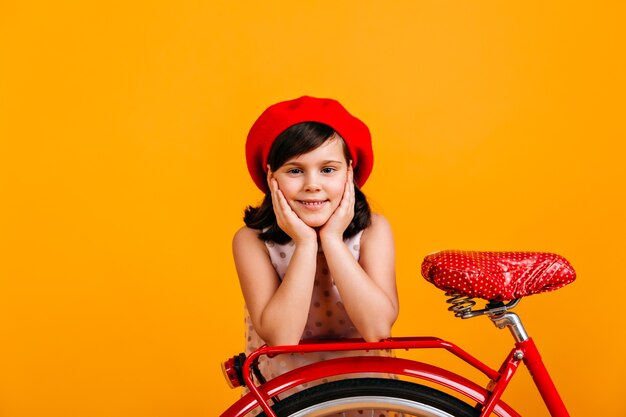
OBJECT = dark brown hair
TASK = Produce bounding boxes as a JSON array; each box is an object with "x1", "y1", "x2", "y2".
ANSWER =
[{"x1": 244, "y1": 122, "x2": 372, "y2": 244}]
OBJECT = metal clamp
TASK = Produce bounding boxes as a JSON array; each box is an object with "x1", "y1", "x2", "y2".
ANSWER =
[
  {"x1": 490, "y1": 312, "x2": 529, "y2": 343},
  {"x1": 445, "y1": 294, "x2": 521, "y2": 320}
]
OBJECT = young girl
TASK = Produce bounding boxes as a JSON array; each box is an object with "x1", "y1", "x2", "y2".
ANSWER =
[{"x1": 233, "y1": 96, "x2": 399, "y2": 415}]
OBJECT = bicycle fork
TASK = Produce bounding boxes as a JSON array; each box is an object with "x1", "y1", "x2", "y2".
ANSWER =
[{"x1": 479, "y1": 312, "x2": 569, "y2": 417}]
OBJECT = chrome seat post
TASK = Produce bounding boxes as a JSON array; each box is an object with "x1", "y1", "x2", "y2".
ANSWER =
[
  {"x1": 445, "y1": 295, "x2": 530, "y2": 342},
  {"x1": 489, "y1": 312, "x2": 529, "y2": 343}
]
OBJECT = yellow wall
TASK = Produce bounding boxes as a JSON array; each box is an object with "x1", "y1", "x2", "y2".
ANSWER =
[{"x1": 1, "y1": 1, "x2": 624, "y2": 416}]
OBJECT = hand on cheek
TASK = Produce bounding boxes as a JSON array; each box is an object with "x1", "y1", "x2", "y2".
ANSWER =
[
  {"x1": 320, "y1": 164, "x2": 355, "y2": 242},
  {"x1": 267, "y1": 169, "x2": 316, "y2": 244}
]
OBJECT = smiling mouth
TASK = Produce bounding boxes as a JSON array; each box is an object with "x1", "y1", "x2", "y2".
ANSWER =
[{"x1": 298, "y1": 200, "x2": 328, "y2": 208}]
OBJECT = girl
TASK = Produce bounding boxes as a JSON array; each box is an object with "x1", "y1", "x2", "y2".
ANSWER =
[{"x1": 233, "y1": 96, "x2": 399, "y2": 415}]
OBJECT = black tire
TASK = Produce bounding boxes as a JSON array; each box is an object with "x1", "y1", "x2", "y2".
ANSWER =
[{"x1": 258, "y1": 377, "x2": 480, "y2": 417}]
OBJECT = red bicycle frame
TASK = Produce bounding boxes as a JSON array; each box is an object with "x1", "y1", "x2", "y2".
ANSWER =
[{"x1": 220, "y1": 312, "x2": 569, "y2": 417}]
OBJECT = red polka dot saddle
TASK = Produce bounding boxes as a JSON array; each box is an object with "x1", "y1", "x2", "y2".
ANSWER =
[{"x1": 421, "y1": 250, "x2": 576, "y2": 301}]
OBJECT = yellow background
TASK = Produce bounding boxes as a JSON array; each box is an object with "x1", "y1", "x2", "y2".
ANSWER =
[{"x1": 1, "y1": 1, "x2": 624, "y2": 416}]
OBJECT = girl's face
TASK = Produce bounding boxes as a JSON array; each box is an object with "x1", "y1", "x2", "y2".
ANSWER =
[{"x1": 272, "y1": 136, "x2": 349, "y2": 228}]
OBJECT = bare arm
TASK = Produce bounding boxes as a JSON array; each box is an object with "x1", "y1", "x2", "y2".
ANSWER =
[
  {"x1": 233, "y1": 172, "x2": 320, "y2": 346},
  {"x1": 232, "y1": 227, "x2": 317, "y2": 346},
  {"x1": 320, "y1": 213, "x2": 398, "y2": 342}
]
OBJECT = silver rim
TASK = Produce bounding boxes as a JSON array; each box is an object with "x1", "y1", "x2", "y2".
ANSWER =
[{"x1": 283, "y1": 395, "x2": 457, "y2": 417}]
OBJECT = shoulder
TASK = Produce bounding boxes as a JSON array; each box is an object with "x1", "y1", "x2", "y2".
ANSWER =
[
  {"x1": 371, "y1": 212, "x2": 391, "y2": 228},
  {"x1": 233, "y1": 226, "x2": 268, "y2": 254},
  {"x1": 360, "y1": 213, "x2": 394, "y2": 251},
  {"x1": 233, "y1": 225, "x2": 258, "y2": 241},
  {"x1": 362, "y1": 213, "x2": 393, "y2": 239}
]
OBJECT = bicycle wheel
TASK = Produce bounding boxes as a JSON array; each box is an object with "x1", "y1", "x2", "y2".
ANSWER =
[{"x1": 258, "y1": 377, "x2": 480, "y2": 417}]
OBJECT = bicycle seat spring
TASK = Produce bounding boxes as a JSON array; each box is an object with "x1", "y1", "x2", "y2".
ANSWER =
[{"x1": 446, "y1": 292, "x2": 476, "y2": 318}]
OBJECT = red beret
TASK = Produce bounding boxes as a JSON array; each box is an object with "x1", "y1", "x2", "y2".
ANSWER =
[{"x1": 246, "y1": 96, "x2": 373, "y2": 192}]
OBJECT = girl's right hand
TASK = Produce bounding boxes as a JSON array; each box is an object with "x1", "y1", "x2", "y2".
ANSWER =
[{"x1": 268, "y1": 171, "x2": 317, "y2": 244}]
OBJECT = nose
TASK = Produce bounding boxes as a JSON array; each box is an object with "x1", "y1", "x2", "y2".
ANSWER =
[{"x1": 303, "y1": 172, "x2": 321, "y2": 192}]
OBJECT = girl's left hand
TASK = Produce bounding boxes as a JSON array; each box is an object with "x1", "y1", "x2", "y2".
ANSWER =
[{"x1": 319, "y1": 164, "x2": 355, "y2": 241}]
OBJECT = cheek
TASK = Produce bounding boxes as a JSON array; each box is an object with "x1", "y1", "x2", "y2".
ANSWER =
[
  {"x1": 275, "y1": 178, "x2": 299, "y2": 198},
  {"x1": 328, "y1": 180, "x2": 346, "y2": 200}
]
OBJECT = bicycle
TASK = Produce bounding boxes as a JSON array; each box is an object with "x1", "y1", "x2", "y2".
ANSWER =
[{"x1": 219, "y1": 250, "x2": 576, "y2": 417}]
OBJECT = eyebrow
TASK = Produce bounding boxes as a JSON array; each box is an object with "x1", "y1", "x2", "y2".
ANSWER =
[{"x1": 283, "y1": 159, "x2": 345, "y2": 167}]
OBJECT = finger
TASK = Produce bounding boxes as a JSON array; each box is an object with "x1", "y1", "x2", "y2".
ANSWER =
[
  {"x1": 345, "y1": 171, "x2": 355, "y2": 215},
  {"x1": 268, "y1": 168, "x2": 288, "y2": 215},
  {"x1": 347, "y1": 183, "x2": 354, "y2": 208},
  {"x1": 336, "y1": 179, "x2": 353, "y2": 213},
  {"x1": 273, "y1": 182, "x2": 297, "y2": 224},
  {"x1": 270, "y1": 179, "x2": 286, "y2": 222},
  {"x1": 344, "y1": 170, "x2": 354, "y2": 201},
  {"x1": 349, "y1": 165, "x2": 355, "y2": 198},
  {"x1": 276, "y1": 187, "x2": 291, "y2": 213},
  {"x1": 347, "y1": 173, "x2": 354, "y2": 196}
]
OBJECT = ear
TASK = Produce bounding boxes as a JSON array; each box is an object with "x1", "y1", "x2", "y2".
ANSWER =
[{"x1": 266, "y1": 165, "x2": 273, "y2": 185}]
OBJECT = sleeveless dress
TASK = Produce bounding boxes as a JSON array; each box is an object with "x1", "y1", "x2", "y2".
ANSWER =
[{"x1": 243, "y1": 231, "x2": 398, "y2": 416}]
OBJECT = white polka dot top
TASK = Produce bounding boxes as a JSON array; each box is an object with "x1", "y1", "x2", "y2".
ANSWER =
[{"x1": 242, "y1": 230, "x2": 395, "y2": 410}]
